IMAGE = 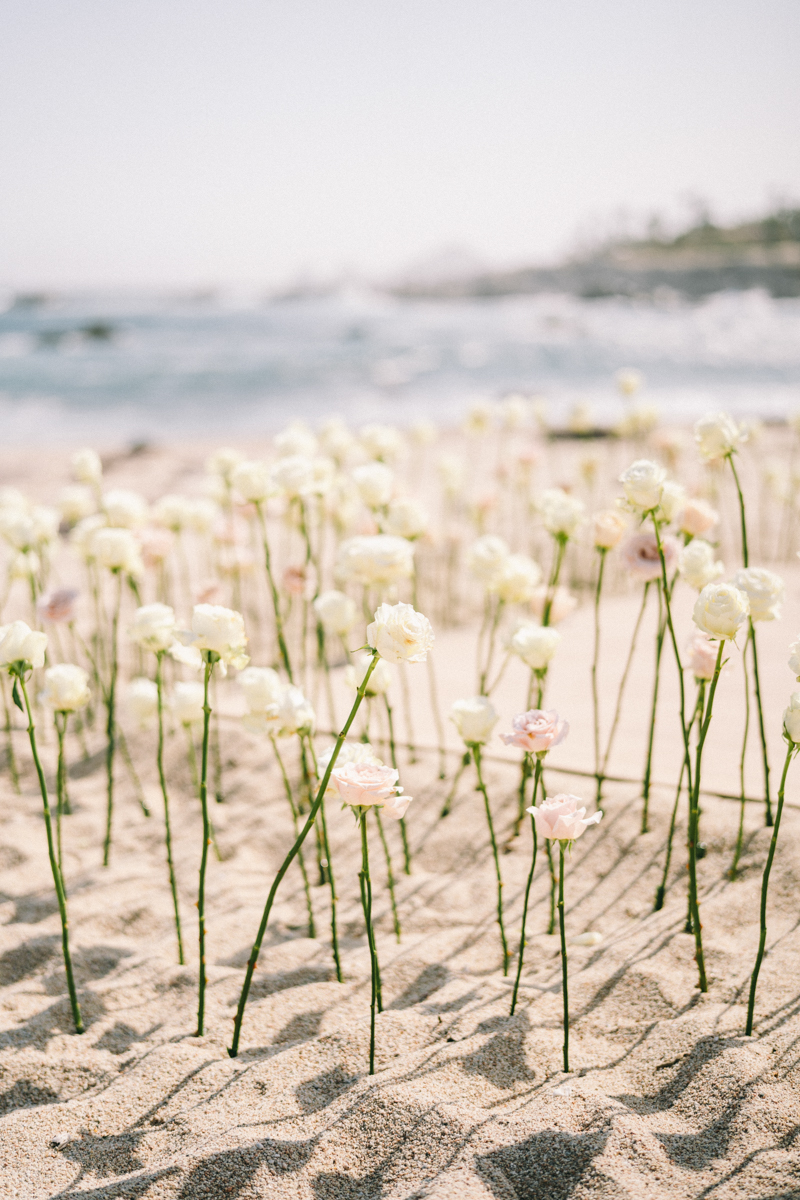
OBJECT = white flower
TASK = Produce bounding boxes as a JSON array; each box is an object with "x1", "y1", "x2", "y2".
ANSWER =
[
  {"x1": 592, "y1": 510, "x2": 627, "y2": 549},
  {"x1": 172, "y1": 681, "x2": 205, "y2": 726},
  {"x1": 127, "y1": 677, "x2": 158, "y2": 725},
  {"x1": 437, "y1": 454, "x2": 466, "y2": 496},
  {"x1": 619, "y1": 459, "x2": 666, "y2": 512},
  {"x1": 784, "y1": 692, "x2": 800, "y2": 743},
  {"x1": 384, "y1": 497, "x2": 429, "y2": 540},
  {"x1": 275, "y1": 422, "x2": 317, "y2": 459},
  {"x1": 102, "y1": 489, "x2": 148, "y2": 529},
  {"x1": 467, "y1": 535, "x2": 509, "y2": 584},
  {"x1": 313, "y1": 590, "x2": 357, "y2": 637},
  {"x1": 367, "y1": 602, "x2": 434, "y2": 664},
  {"x1": 232, "y1": 460, "x2": 273, "y2": 503},
  {"x1": 450, "y1": 695, "x2": 498, "y2": 745},
  {"x1": 329, "y1": 759, "x2": 410, "y2": 819},
  {"x1": 190, "y1": 604, "x2": 249, "y2": 669},
  {"x1": 41, "y1": 664, "x2": 90, "y2": 712},
  {"x1": 277, "y1": 686, "x2": 315, "y2": 736},
  {"x1": 318, "y1": 740, "x2": 380, "y2": 794},
  {"x1": 693, "y1": 582, "x2": 750, "y2": 641},
  {"x1": 238, "y1": 666, "x2": 283, "y2": 714},
  {"x1": 352, "y1": 462, "x2": 394, "y2": 509},
  {"x1": 508, "y1": 622, "x2": 561, "y2": 670},
  {"x1": 657, "y1": 481, "x2": 686, "y2": 523},
  {"x1": 678, "y1": 540, "x2": 724, "y2": 590},
  {"x1": 185, "y1": 498, "x2": 218, "y2": 533},
  {"x1": 539, "y1": 488, "x2": 584, "y2": 538},
  {"x1": 70, "y1": 514, "x2": 107, "y2": 559},
  {"x1": 0, "y1": 508, "x2": 36, "y2": 550},
  {"x1": 0, "y1": 621, "x2": 47, "y2": 670},
  {"x1": 616, "y1": 367, "x2": 643, "y2": 396},
  {"x1": 345, "y1": 652, "x2": 392, "y2": 696},
  {"x1": 168, "y1": 642, "x2": 203, "y2": 670},
  {"x1": 789, "y1": 636, "x2": 800, "y2": 681},
  {"x1": 129, "y1": 604, "x2": 177, "y2": 653},
  {"x1": 91, "y1": 527, "x2": 144, "y2": 575},
  {"x1": 10, "y1": 551, "x2": 40, "y2": 580},
  {"x1": 359, "y1": 423, "x2": 404, "y2": 462},
  {"x1": 270, "y1": 455, "x2": 315, "y2": 497},
  {"x1": 336, "y1": 535, "x2": 414, "y2": 587},
  {"x1": 679, "y1": 498, "x2": 718, "y2": 537},
  {"x1": 72, "y1": 448, "x2": 102, "y2": 485},
  {"x1": 206, "y1": 447, "x2": 243, "y2": 482},
  {"x1": 318, "y1": 417, "x2": 356, "y2": 464},
  {"x1": 58, "y1": 485, "x2": 95, "y2": 524},
  {"x1": 694, "y1": 412, "x2": 745, "y2": 461},
  {"x1": 152, "y1": 494, "x2": 193, "y2": 531},
  {"x1": 489, "y1": 554, "x2": 542, "y2": 604},
  {"x1": 530, "y1": 585, "x2": 577, "y2": 625},
  {"x1": 528, "y1": 793, "x2": 602, "y2": 842},
  {"x1": 731, "y1": 567, "x2": 784, "y2": 623}
]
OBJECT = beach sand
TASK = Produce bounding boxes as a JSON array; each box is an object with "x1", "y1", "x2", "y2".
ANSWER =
[{"x1": 1, "y1": 441, "x2": 800, "y2": 1198}]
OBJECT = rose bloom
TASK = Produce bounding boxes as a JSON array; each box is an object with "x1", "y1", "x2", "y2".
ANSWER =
[
  {"x1": 783, "y1": 692, "x2": 800, "y2": 743},
  {"x1": 270, "y1": 454, "x2": 316, "y2": 497},
  {"x1": 58, "y1": 485, "x2": 95, "y2": 525},
  {"x1": 232, "y1": 459, "x2": 272, "y2": 503},
  {"x1": 239, "y1": 666, "x2": 282, "y2": 714},
  {"x1": 489, "y1": 554, "x2": 542, "y2": 604},
  {"x1": 41, "y1": 663, "x2": 91, "y2": 712},
  {"x1": 501, "y1": 708, "x2": 569, "y2": 754},
  {"x1": 359, "y1": 422, "x2": 404, "y2": 463},
  {"x1": 508, "y1": 622, "x2": 561, "y2": 670},
  {"x1": 336, "y1": 534, "x2": 414, "y2": 587},
  {"x1": 620, "y1": 531, "x2": 679, "y2": 581},
  {"x1": 619, "y1": 459, "x2": 666, "y2": 512},
  {"x1": 277, "y1": 686, "x2": 315, "y2": 736},
  {"x1": 731, "y1": 567, "x2": 784, "y2": 623},
  {"x1": 282, "y1": 564, "x2": 307, "y2": 596},
  {"x1": 529, "y1": 585, "x2": 578, "y2": 624},
  {"x1": 686, "y1": 632, "x2": 719, "y2": 681},
  {"x1": 694, "y1": 412, "x2": 745, "y2": 461},
  {"x1": 191, "y1": 604, "x2": 249, "y2": 669},
  {"x1": 345, "y1": 652, "x2": 392, "y2": 697},
  {"x1": 437, "y1": 453, "x2": 466, "y2": 497},
  {"x1": 538, "y1": 488, "x2": 584, "y2": 539},
  {"x1": 73, "y1": 447, "x2": 103, "y2": 486},
  {"x1": 139, "y1": 527, "x2": 175, "y2": 568},
  {"x1": 153, "y1": 494, "x2": 193, "y2": 532},
  {"x1": 91, "y1": 527, "x2": 144, "y2": 575},
  {"x1": 693, "y1": 582, "x2": 750, "y2": 640},
  {"x1": 314, "y1": 590, "x2": 357, "y2": 637},
  {"x1": 206, "y1": 446, "x2": 243, "y2": 482},
  {"x1": 102, "y1": 489, "x2": 148, "y2": 529},
  {"x1": 679, "y1": 498, "x2": 718, "y2": 537},
  {"x1": 129, "y1": 603, "x2": 177, "y2": 654},
  {"x1": 172, "y1": 681, "x2": 205, "y2": 726},
  {"x1": 383, "y1": 497, "x2": 429, "y2": 540},
  {"x1": 367, "y1": 601, "x2": 434, "y2": 664},
  {"x1": 592, "y1": 510, "x2": 627, "y2": 550},
  {"x1": 0, "y1": 621, "x2": 48, "y2": 669},
  {"x1": 127, "y1": 677, "x2": 159, "y2": 725},
  {"x1": 10, "y1": 551, "x2": 40, "y2": 582},
  {"x1": 352, "y1": 462, "x2": 394, "y2": 509},
  {"x1": 789, "y1": 636, "x2": 800, "y2": 681},
  {"x1": 330, "y1": 759, "x2": 411, "y2": 820},
  {"x1": 275, "y1": 421, "x2": 317, "y2": 459},
  {"x1": 318, "y1": 740, "x2": 380, "y2": 794},
  {"x1": 466, "y1": 535, "x2": 510, "y2": 584},
  {"x1": 678, "y1": 539, "x2": 724, "y2": 591},
  {"x1": 658, "y1": 480, "x2": 686, "y2": 523},
  {"x1": 37, "y1": 588, "x2": 78, "y2": 624},
  {"x1": 528, "y1": 793, "x2": 603, "y2": 842},
  {"x1": 449, "y1": 696, "x2": 499, "y2": 745}
]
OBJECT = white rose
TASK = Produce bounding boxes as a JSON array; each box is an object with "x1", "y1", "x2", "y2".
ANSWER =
[
  {"x1": 784, "y1": 692, "x2": 800, "y2": 743},
  {"x1": 619, "y1": 459, "x2": 666, "y2": 512},
  {"x1": 789, "y1": 636, "x2": 800, "y2": 681},
  {"x1": 191, "y1": 604, "x2": 249, "y2": 669},
  {"x1": 72, "y1": 448, "x2": 102, "y2": 485},
  {"x1": 127, "y1": 677, "x2": 158, "y2": 725},
  {"x1": 694, "y1": 412, "x2": 745, "y2": 461},
  {"x1": 367, "y1": 602, "x2": 434, "y2": 664},
  {"x1": 0, "y1": 621, "x2": 48, "y2": 670},
  {"x1": 359, "y1": 422, "x2": 404, "y2": 462},
  {"x1": 509, "y1": 622, "x2": 561, "y2": 670},
  {"x1": 437, "y1": 454, "x2": 466, "y2": 496},
  {"x1": 658, "y1": 481, "x2": 686, "y2": 523},
  {"x1": 345, "y1": 652, "x2": 392, "y2": 696},
  {"x1": 592, "y1": 510, "x2": 627, "y2": 549},
  {"x1": 91, "y1": 527, "x2": 143, "y2": 575},
  {"x1": 70, "y1": 514, "x2": 107, "y2": 559},
  {"x1": 318, "y1": 739, "x2": 380, "y2": 794},
  {"x1": 275, "y1": 422, "x2": 317, "y2": 459},
  {"x1": 58, "y1": 485, "x2": 95, "y2": 524},
  {"x1": 313, "y1": 590, "x2": 357, "y2": 637},
  {"x1": 318, "y1": 417, "x2": 356, "y2": 464},
  {"x1": 450, "y1": 696, "x2": 498, "y2": 745},
  {"x1": 232, "y1": 460, "x2": 273, "y2": 503},
  {"x1": 538, "y1": 488, "x2": 584, "y2": 538},
  {"x1": 678, "y1": 540, "x2": 724, "y2": 591},
  {"x1": 270, "y1": 455, "x2": 315, "y2": 497},
  {"x1": 41, "y1": 664, "x2": 90, "y2": 712},
  {"x1": 152, "y1": 494, "x2": 192, "y2": 531},
  {"x1": 206, "y1": 447, "x2": 243, "y2": 482},
  {"x1": 384, "y1": 497, "x2": 429, "y2": 540},
  {"x1": 102, "y1": 489, "x2": 148, "y2": 529},
  {"x1": 679, "y1": 498, "x2": 718, "y2": 537},
  {"x1": 732, "y1": 567, "x2": 784, "y2": 623},
  {"x1": 129, "y1": 603, "x2": 177, "y2": 653},
  {"x1": 0, "y1": 509, "x2": 36, "y2": 550},
  {"x1": 238, "y1": 666, "x2": 282, "y2": 714},
  {"x1": 171, "y1": 681, "x2": 205, "y2": 726},
  {"x1": 336, "y1": 535, "x2": 414, "y2": 587},
  {"x1": 489, "y1": 554, "x2": 542, "y2": 604},
  {"x1": 693, "y1": 582, "x2": 750, "y2": 640},
  {"x1": 466, "y1": 535, "x2": 510, "y2": 583},
  {"x1": 185, "y1": 498, "x2": 218, "y2": 534},
  {"x1": 278, "y1": 685, "x2": 315, "y2": 735},
  {"x1": 352, "y1": 462, "x2": 394, "y2": 509},
  {"x1": 10, "y1": 551, "x2": 40, "y2": 580},
  {"x1": 686, "y1": 632, "x2": 719, "y2": 681}
]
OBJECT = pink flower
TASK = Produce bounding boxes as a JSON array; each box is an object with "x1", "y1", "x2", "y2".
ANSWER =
[
  {"x1": 528, "y1": 794, "x2": 602, "y2": 842},
  {"x1": 686, "y1": 631, "x2": 718, "y2": 680},
  {"x1": 620, "y1": 531, "x2": 679, "y2": 581},
  {"x1": 330, "y1": 760, "x2": 411, "y2": 820},
  {"x1": 37, "y1": 588, "x2": 78, "y2": 624},
  {"x1": 500, "y1": 709, "x2": 569, "y2": 754}
]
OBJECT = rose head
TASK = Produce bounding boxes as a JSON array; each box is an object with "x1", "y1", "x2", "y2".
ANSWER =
[
  {"x1": 129, "y1": 603, "x2": 177, "y2": 654},
  {"x1": 488, "y1": 554, "x2": 542, "y2": 604},
  {"x1": 41, "y1": 663, "x2": 90, "y2": 712},
  {"x1": 731, "y1": 567, "x2": 784, "y2": 623},
  {"x1": 330, "y1": 760, "x2": 411, "y2": 819},
  {"x1": 693, "y1": 582, "x2": 750, "y2": 641},
  {"x1": 694, "y1": 412, "x2": 744, "y2": 461},
  {"x1": 500, "y1": 709, "x2": 569, "y2": 754},
  {"x1": 508, "y1": 622, "x2": 561, "y2": 670},
  {"x1": 191, "y1": 604, "x2": 249, "y2": 670},
  {"x1": 367, "y1": 602, "x2": 434, "y2": 664},
  {"x1": 679, "y1": 539, "x2": 724, "y2": 591},
  {"x1": 314, "y1": 589, "x2": 357, "y2": 637},
  {"x1": 466, "y1": 534, "x2": 509, "y2": 584},
  {"x1": 127, "y1": 677, "x2": 158, "y2": 725},
  {"x1": 620, "y1": 531, "x2": 679, "y2": 581},
  {"x1": 345, "y1": 652, "x2": 392, "y2": 696},
  {"x1": 784, "y1": 692, "x2": 800, "y2": 744},
  {"x1": 530, "y1": 584, "x2": 577, "y2": 624},
  {"x1": 0, "y1": 621, "x2": 48, "y2": 671},
  {"x1": 172, "y1": 681, "x2": 205, "y2": 726},
  {"x1": 528, "y1": 793, "x2": 603, "y2": 842},
  {"x1": 686, "y1": 632, "x2": 719, "y2": 681},
  {"x1": 592, "y1": 509, "x2": 627, "y2": 550},
  {"x1": 679, "y1": 498, "x2": 718, "y2": 537},
  {"x1": 619, "y1": 459, "x2": 666, "y2": 513},
  {"x1": 450, "y1": 696, "x2": 498, "y2": 745}
]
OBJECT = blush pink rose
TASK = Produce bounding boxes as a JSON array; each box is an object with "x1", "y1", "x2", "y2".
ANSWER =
[
  {"x1": 37, "y1": 587, "x2": 79, "y2": 624},
  {"x1": 329, "y1": 760, "x2": 411, "y2": 820},
  {"x1": 620, "y1": 531, "x2": 679, "y2": 581},
  {"x1": 686, "y1": 631, "x2": 718, "y2": 680},
  {"x1": 500, "y1": 709, "x2": 569, "y2": 754},
  {"x1": 528, "y1": 793, "x2": 602, "y2": 841}
]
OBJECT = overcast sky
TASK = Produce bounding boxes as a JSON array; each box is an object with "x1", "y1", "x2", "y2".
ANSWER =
[{"x1": 1, "y1": 0, "x2": 799, "y2": 290}]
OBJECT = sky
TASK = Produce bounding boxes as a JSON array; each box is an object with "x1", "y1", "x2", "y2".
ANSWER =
[{"x1": 1, "y1": 0, "x2": 799, "y2": 290}]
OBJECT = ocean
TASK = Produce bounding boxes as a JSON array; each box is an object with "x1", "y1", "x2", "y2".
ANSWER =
[{"x1": 1, "y1": 287, "x2": 799, "y2": 445}]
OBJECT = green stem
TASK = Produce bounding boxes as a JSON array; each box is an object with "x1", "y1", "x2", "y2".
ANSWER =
[
  {"x1": 558, "y1": 841, "x2": 569, "y2": 1072},
  {"x1": 374, "y1": 807, "x2": 401, "y2": 942},
  {"x1": 116, "y1": 726, "x2": 151, "y2": 818},
  {"x1": 55, "y1": 712, "x2": 69, "y2": 878},
  {"x1": 642, "y1": 584, "x2": 667, "y2": 833},
  {"x1": 229, "y1": 652, "x2": 380, "y2": 1056},
  {"x1": 256, "y1": 501, "x2": 294, "y2": 681},
  {"x1": 746, "y1": 742, "x2": 795, "y2": 1035},
  {"x1": 473, "y1": 744, "x2": 509, "y2": 975},
  {"x1": 748, "y1": 620, "x2": 773, "y2": 827},
  {"x1": 591, "y1": 548, "x2": 607, "y2": 803},
  {"x1": 542, "y1": 535, "x2": 567, "y2": 627},
  {"x1": 728, "y1": 453, "x2": 749, "y2": 567},
  {"x1": 103, "y1": 570, "x2": 123, "y2": 866},
  {"x1": 1, "y1": 676, "x2": 20, "y2": 793},
  {"x1": 384, "y1": 697, "x2": 411, "y2": 873},
  {"x1": 18, "y1": 674, "x2": 83, "y2": 1034},
  {"x1": 730, "y1": 630, "x2": 752, "y2": 877},
  {"x1": 440, "y1": 750, "x2": 470, "y2": 819},
  {"x1": 545, "y1": 838, "x2": 556, "y2": 935},
  {"x1": 196, "y1": 657, "x2": 215, "y2": 1035},
  {"x1": 601, "y1": 582, "x2": 650, "y2": 777},
  {"x1": 303, "y1": 736, "x2": 341, "y2": 979},
  {"x1": 359, "y1": 809, "x2": 381, "y2": 1074},
  {"x1": 510, "y1": 756, "x2": 542, "y2": 1015},
  {"x1": 479, "y1": 598, "x2": 503, "y2": 695},
  {"x1": 156, "y1": 654, "x2": 184, "y2": 966},
  {"x1": 654, "y1": 682, "x2": 704, "y2": 911},
  {"x1": 270, "y1": 736, "x2": 316, "y2": 939}
]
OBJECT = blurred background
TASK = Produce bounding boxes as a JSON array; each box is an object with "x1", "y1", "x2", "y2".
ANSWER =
[{"x1": 1, "y1": 0, "x2": 799, "y2": 444}]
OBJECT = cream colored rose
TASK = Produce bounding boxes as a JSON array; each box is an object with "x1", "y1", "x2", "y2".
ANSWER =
[
  {"x1": 694, "y1": 412, "x2": 744, "y2": 461},
  {"x1": 731, "y1": 568, "x2": 784, "y2": 623},
  {"x1": 0, "y1": 621, "x2": 48, "y2": 670},
  {"x1": 238, "y1": 666, "x2": 282, "y2": 714},
  {"x1": 592, "y1": 509, "x2": 627, "y2": 549},
  {"x1": 58, "y1": 485, "x2": 95, "y2": 525},
  {"x1": 191, "y1": 604, "x2": 249, "y2": 669},
  {"x1": 352, "y1": 462, "x2": 394, "y2": 509},
  {"x1": 784, "y1": 692, "x2": 800, "y2": 743},
  {"x1": 72, "y1": 447, "x2": 103, "y2": 485},
  {"x1": 678, "y1": 540, "x2": 724, "y2": 591},
  {"x1": 366, "y1": 602, "x2": 434, "y2": 664},
  {"x1": 41, "y1": 663, "x2": 90, "y2": 712},
  {"x1": 232, "y1": 460, "x2": 273, "y2": 503},
  {"x1": 500, "y1": 709, "x2": 568, "y2": 754},
  {"x1": 658, "y1": 481, "x2": 686, "y2": 523},
  {"x1": 102, "y1": 489, "x2": 147, "y2": 529},
  {"x1": 275, "y1": 422, "x2": 317, "y2": 459},
  {"x1": 127, "y1": 677, "x2": 158, "y2": 725},
  {"x1": 618, "y1": 459, "x2": 666, "y2": 512},
  {"x1": 449, "y1": 696, "x2": 498, "y2": 745},
  {"x1": 789, "y1": 636, "x2": 800, "y2": 681},
  {"x1": 466, "y1": 535, "x2": 509, "y2": 584},
  {"x1": 129, "y1": 603, "x2": 177, "y2": 654},
  {"x1": 91, "y1": 527, "x2": 144, "y2": 575},
  {"x1": 508, "y1": 622, "x2": 561, "y2": 670},
  {"x1": 692, "y1": 582, "x2": 749, "y2": 640},
  {"x1": 679, "y1": 498, "x2": 718, "y2": 537},
  {"x1": 329, "y1": 759, "x2": 409, "y2": 819},
  {"x1": 277, "y1": 686, "x2": 315, "y2": 735},
  {"x1": 171, "y1": 681, "x2": 205, "y2": 726},
  {"x1": 489, "y1": 554, "x2": 542, "y2": 604},
  {"x1": 686, "y1": 632, "x2": 719, "y2": 680},
  {"x1": 538, "y1": 488, "x2": 584, "y2": 538},
  {"x1": 270, "y1": 454, "x2": 315, "y2": 497},
  {"x1": 384, "y1": 497, "x2": 429, "y2": 540},
  {"x1": 336, "y1": 535, "x2": 414, "y2": 587},
  {"x1": 153, "y1": 494, "x2": 192, "y2": 532},
  {"x1": 313, "y1": 590, "x2": 357, "y2": 637}
]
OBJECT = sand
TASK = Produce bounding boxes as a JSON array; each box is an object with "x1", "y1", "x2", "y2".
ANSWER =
[{"x1": 1, "y1": 441, "x2": 800, "y2": 1198}]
